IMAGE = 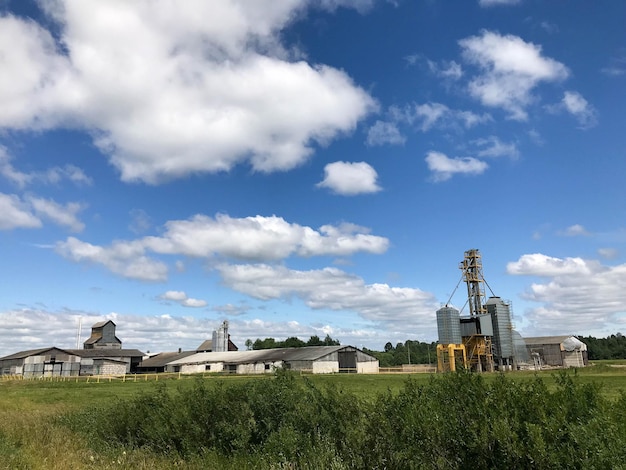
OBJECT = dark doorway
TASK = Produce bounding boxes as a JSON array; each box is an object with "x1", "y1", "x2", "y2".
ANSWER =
[{"x1": 338, "y1": 351, "x2": 357, "y2": 373}]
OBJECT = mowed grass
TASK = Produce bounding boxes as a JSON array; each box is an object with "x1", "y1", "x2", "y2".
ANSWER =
[{"x1": 1, "y1": 365, "x2": 625, "y2": 469}]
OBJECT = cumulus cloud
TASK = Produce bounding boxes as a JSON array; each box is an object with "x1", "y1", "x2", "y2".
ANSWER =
[
  {"x1": 159, "y1": 290, "x2": 208, "y2": 308},
  {"x1": 507, "y1": 253, "x2": 626, "y2": 334},
  {"x1": 472, "y1": 136, "x2": 519, "y2": 159},
  {"x1": 0, "y1": 308, "x2": 414, "y2": 357},
  {"x1": 392, "y1": 102, "x2": 491, "y2": 132},
  {"x1": 217, "y1": 263, "x2": 438, "y2": 328},
  {"x1": 317, "y1": 161, "x2": 382, "y2": 195},
  {"x1": 598, "y1": 248, "x2": 619, "y2": 260},
  {"x1": 459, "y1": 30, "x2": 569, "y2": 120},
  {"x1": 56, "y1": 214, "x2": 389, "y2": 280},
  {"x1": 0, "y1": 193, "x2": 42, "y2": 230},
  {"x1": 425, "y1": 151, "x2": 488, "y2": 182},
  {"x1": 0, "y1": 1, "x2": 375, "y2": 183},
  {"x1": 426, "y1": 59, "x2": 463, "y2": 80},
  {"x1": 507, "y1": 253, "x2": 594, "y2": 277},
  {"x1": 0, "y1": 192, "x2": 85, "y2": 231},
  {"x1": 56, "y1": 237, "x2": 169, "y2": 282},
  {"x1": 561, "y1": 91, "x2": 598, "y2": 128},
  {"x1": 560, "y1": 224, "x2": 590, "y2": 237},
  {"x1": 28, "y1": 196, "x2": 85, "y2": 232},
  {"x1": 366, "y1": 120, "x2": 405, "y2": 146},
  {"x1": 0, "y1": 146, "x2": 91, "y2": 188}
]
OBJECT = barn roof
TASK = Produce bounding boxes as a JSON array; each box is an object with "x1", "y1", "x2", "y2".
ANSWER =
[
  {"x1": 523, "y1": 336, "x2": 577, "y2": 345},
  {"x1": 67, "y1": 348, "x2": 145, "y2": 358},
  {"x1": 168, "y1": 345, "x2": 353, "y2": 366},
  {"x1": 139, "y1": 351, "x2": 197, "y2": 368},
  {"x1": 91, "y1": 320, "x2": 115, "y2": 328},
  {"x1": 0, "y1": 347, "x2": 77, "y2": 361}
]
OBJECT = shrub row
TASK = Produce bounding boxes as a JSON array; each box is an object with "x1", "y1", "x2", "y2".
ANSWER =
[{"x1": 63, "y1": 370, "x2": 626, "y2": 469}]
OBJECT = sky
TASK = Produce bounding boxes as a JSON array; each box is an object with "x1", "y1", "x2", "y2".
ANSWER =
[{"x1": 0, "y1": 0, "x2": 625, "y2": 356}]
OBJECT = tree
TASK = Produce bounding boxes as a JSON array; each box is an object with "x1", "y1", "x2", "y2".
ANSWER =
[{"x1": 244, "y1": 339, "x2": 253, "y2": 351}]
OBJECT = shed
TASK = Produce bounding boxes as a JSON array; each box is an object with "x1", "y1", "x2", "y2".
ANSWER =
[
  {"x1": 166, "y1": 345, "x2": 379, "y2": 375},
  {"x1": 524, "y1": 336, "x2": 588, "y2": 368},
  {"x1": 69, "y1": 348, "x2": 145, "y2": 375},
  {"x1": 0, "y1": 347, "x2": 82, "y2": 377}
]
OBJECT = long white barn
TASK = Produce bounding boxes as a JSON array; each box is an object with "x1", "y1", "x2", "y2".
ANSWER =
[{"x1": 165, "y1": 345, "x2": 379, "y2": 374}]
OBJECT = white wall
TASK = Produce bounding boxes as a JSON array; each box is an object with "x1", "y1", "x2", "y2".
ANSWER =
[
  {"x1": 357, "y1": 360, "x2": 379, "y2": 374},
  {"x1": 312, "y1": 361, "x2": 339, "y2": 374}
]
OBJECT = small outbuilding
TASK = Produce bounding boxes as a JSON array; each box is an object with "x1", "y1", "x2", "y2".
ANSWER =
[
  {"x1": 524, "y1": 335, "x2": 588, "y2": 368},
  {"x1": 166, "y1": 345, "x2": 379, "y2": 375}
]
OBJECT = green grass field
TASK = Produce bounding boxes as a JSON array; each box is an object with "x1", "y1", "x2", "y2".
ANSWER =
[{"x1": 1, "y1": 365, "x2": 625, "y2": 469}]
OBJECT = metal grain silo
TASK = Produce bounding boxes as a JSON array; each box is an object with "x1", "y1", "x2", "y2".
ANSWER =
[
  {"x1": 485, "y1": 297, "x2": 514, "y2": 363},
  {"x1": 437, "y1": 306, "x2": 462, "y2": 345}
]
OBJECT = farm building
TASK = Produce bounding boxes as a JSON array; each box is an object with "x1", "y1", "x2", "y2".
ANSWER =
[
  {"x1": 524, "y1": 336, "x2": 588, "y2": 368},
  {"x1": 165, "y1": 345, "x2": 379, "y2": 375},
  {"x1": 137, "y1": 350, "x2": 197, "y2": 373},
  {"x1": 71, "y1": 348, "x2": 145, "y2": 375},
  {"x1": 83, "y1": 320, "x2": 122, "y2": 349},
  {"x1": 0, "y1": 346, "x2": 145, "y2": 377},
  {"x1": 0, "y1": 347, "x2": 82, "y2": 377}
]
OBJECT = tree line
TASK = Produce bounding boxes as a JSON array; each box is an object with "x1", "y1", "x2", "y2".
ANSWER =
[
  {"x1": 244, "y1": 333, "x2": 626, "y2": 363},
  {"x1": 245, "y1": 334, "x2": 340, "y2": 350},
  {"x1": 578, "y1": 333, "x2": 626, "y2": 360}
]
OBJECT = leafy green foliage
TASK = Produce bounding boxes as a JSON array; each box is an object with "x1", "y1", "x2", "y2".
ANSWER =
[
  {"x1": 62, "y1": 369, "x2": 626, "y2": 469},
  {"x1": 250, "y1": 334, "x2": 340, "y2": 350},
  {"x1": 579, "y1": 333, "x2": 626, "y2": 360}
]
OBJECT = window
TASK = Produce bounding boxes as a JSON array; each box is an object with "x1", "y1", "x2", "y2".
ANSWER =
[
  {"x1": 205, "y1": 365, "x2": 211, "y2": 371},
  {"x1": 264, "y1": 363, "x2": 271, "y2": 371}
]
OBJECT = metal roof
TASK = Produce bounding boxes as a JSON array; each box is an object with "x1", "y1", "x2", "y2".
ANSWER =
[
  {"x1": 196, "y1": 340, "x2": 213, "y2": 352},
  {"x1": 168, "y1": 345, "x2": 351, "y2": 366},
  {"x1": 0, "y1": 346, "x2": 77, "y2": 361},
  {"x1": 91, "y1": 320, "x2": 115, "y2": 328},
  {"x1": 139, "y1": 351, "x2": 197, "y2": 368},
  {"x1": 67, "y1": 348, "x2": 145, "y2": 358},
  {"x1": 523, "y1": 335, "x2": 578, "y2": 346}
]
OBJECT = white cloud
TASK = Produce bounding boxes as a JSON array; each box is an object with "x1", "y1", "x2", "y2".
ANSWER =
[
  {"x1": 507, "y1": 253, "x2": 594, "y2": 277},
  {"x1": 28, "y1": 197, "x2": 85, "y2": 232},
  {"x1": 0, "y1": 2, "x2": 376, "y2": 183},
  {"x1": 560, "y1": 224, "x2": 590, "y2": 237},
  {"x1": 56, "y1": 237, "x2": 169, "y2": 282},
  {"x1": 427, "y1": 59, "x2": 463, "y2": 80},
  {"x1": 0, "y1": 193, "x2": 42, "y2": 230},
  {"x1": 601, "y1": 52, "x2": 626, "y2": 77},
  {"x1": 0, "y1": 308, "x2": 399, "y2": 356},
  {"x1": 56, "y1": 214, "x2": 389, "y2": 280},
  {"x1": 159, "y1": 290, "x2": 207, "y2": 308},
  {"x1": 472, "y1": 136, "x2": 519, "y2": 159},
  {"x1": 598, "y1": 248, "x2": 619, "y2": 260},
  {"x1": 317, "y1": 161, "x2": 382, "y2": 195},
  {"x1": 0, "y1": 146, "x2": 91, "y2": 188},
  {"x1": 479, "y1": 0, "x2": 521, "y2": 6},
  {"x1": 366, "y1": 120, "x2": 406, "y2": 146},
  {"x1": 395, "y1": 103, "x2": 490, "y2": 132},
  {"x1": 561, "y1": 91, "x2": 598, "y2": 128},
  {"x1": 459, "y1": 31, "x2": 569, "y2": 120},
  {"x1": 507, "y1": 253, "x2": 626, "y2": 334},
  {"x1": 425, "y1": 151, "x2": 488, "y2": 182},
  {"x1": 217, "y1": 263, "x2": 438, "y2": 328}
]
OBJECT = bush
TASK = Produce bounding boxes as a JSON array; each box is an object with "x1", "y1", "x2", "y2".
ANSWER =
[{"x1": 62, "y1": 369, "x2": 626, "y2": 469}]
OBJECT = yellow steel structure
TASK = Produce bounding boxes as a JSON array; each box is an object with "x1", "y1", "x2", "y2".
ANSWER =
[
  {"x1": 437, "y1": 249, "x2": 495, "y2": 372},
  {"x1": 436, "y1": 343, "x2": 467, "y2": 372}
]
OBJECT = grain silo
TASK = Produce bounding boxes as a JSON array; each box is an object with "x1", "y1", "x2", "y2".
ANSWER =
[
  {"x1": 485, "y1": 297, "x2": 515, "y2": 369},
  {"x1": 436, "y1": 306, "x2": 462, "y2": 344}
]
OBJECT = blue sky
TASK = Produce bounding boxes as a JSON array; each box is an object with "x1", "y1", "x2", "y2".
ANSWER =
[{"x1": 1, "y1": 0, "x2": 625, "y2": 356}]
